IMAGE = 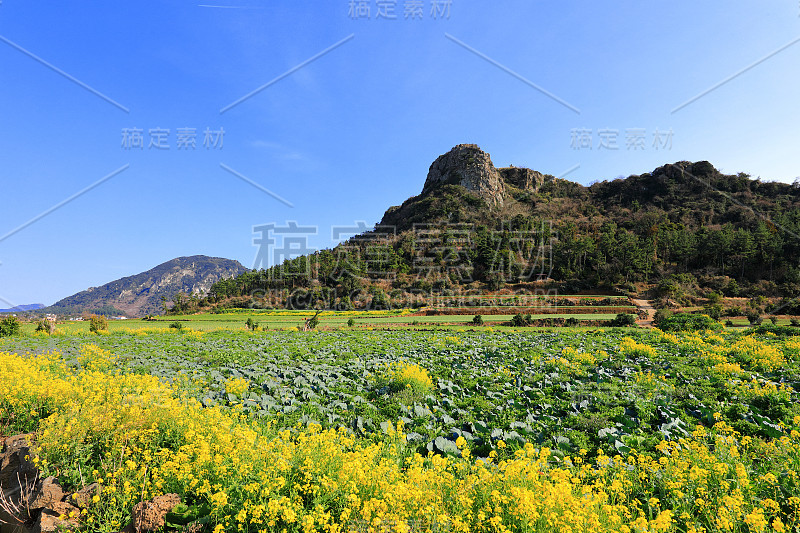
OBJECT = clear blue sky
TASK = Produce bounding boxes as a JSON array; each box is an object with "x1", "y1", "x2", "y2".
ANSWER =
[{"x1": 1, "y1": 1, "x2": 798, "y2": 306}]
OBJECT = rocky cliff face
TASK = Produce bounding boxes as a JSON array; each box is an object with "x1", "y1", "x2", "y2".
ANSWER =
[
  {"x1": 379, "y1": 144, "x2": 555, "y2": 231},
  {"x1": 45, "y1": 256, "x2": 247, "y2": 317},
  {"x1": 422, "y1": 144, "x2": 506, "y2": 207},
  {"x1": 498, "y1": 166, "x2": 547, "y2": 192}
]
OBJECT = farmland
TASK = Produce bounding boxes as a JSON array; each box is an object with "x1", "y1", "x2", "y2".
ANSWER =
[
  {"x1": 13, "y1": 305, "x2": 635, "y2": 334},
  {"x1": 3, "y1": 324, "x2": 800, "y2": 532},
  {"x1": 3, "y1": 327, "x2": 798, "y2": 454}
]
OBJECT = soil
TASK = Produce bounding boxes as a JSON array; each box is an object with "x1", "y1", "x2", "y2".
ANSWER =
[{"x1": 631, "y1": 299, "x2": 657, "y2": 327}]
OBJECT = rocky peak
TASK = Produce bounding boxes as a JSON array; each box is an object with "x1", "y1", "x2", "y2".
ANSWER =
[
  {"x1": 422, "y1": 144, "x2": 505, "y2": 207},
  {"x1": 498, "y1": 166, "x2": 548, "y2": 192}
]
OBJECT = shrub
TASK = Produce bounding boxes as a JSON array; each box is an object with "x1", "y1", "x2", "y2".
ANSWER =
[
  {"x1": 657, "y1": 279, "x2": 680, "y2": 298},
  {"x1": 245, "y1": 317, "x2": 259, "y2": 331},
  {"x1": 486, "y1": 273, "x2": 505, "y2": 292},
  {"x1": 511, "y1": 314, "x2": 532, "y2": 327},
  {"x1": 746, "y1": 311, "x2": 762, "y2": 326},
  {"x1": 472, "y1": 315, "x2": 484, "y2": 326},
  {"x1": 748, "y1": 295, "x2": 766, "y2": 311},
  {"x1": 369, "y1": 288, "x2": 391, "y2": 310},
  {"x1": 792, "y1": 318, "x2": 800, "y2": 327},
  {"x1": 724, "y1": 306, "x2": 743, "y2": 317},
  {"x1": 0, "y1": 316, "x2": 21, "y2": 337},
  {"x1": 347, "y1": 318, "x2": 355, "y2": 328},
  {"x1": 751, "y1": 324, "x2": 800, "y2": 336},
  {"x1": 565, "y1": 317, "x2": 579, "y2": 327},
  {"x1": 658, "y1": 313, "x2": 722, "y2": 332},
  {"x1": 89, "y1": 314, "x2": 108, "y2": 334},
  {"x1": 169, "y1": 321, "x2": 184, "y2": 332},
  {"x1": 704, "y1": 304, "x2": 722, "y2": 320},
  {"x1": 726, "y1": 278, "x2": 740, "y2": 296},
  {"x1": 35, "y1": 319, "x2": 55, "y2": 335},
  {"x1": 611, "y1": 314, "x2": 637, "y2": 327},
  {"x1": 653, "y1": 308, "x2": 673, "y2": 327}
]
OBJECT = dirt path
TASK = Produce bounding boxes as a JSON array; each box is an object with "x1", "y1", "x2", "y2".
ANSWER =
[{"x1": 631, "y1": 298, "x2": 656, "y2": 327}]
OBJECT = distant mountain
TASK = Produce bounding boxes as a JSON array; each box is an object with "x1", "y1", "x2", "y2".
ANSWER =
[
  {"x1": 0, "y1": 303, "x2": 45, "y2": 313},
  {"x1": 45, "y1": 256, "x2": 248, "y2": 317}
]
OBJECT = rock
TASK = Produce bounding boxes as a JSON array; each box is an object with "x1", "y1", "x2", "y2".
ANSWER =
[
  {"x1": 0, "y1": 435, "x2": 39, "y2": 533},
  {"x1": 30, "y1": 477, "x2": 63, "y2": 510},
  {"x1": 36, "y1": 502, "x2": 79, "y2": 533},
  {"x1": 1, "y1": 436, "x2": 34, "y2": 454},
  {"x1": 0, "y1": 435, "x2": 36, "y2": 491},
  {"x1": 0, "y1": 438, "x2": 83, "y2": 533},
  {"x1": 67, "y1": 483, "x2": 101, "y2": 509},
  {"x1": 182, "y1": 523, "x2": 204, "y2": 533},
  {"x1": 422, "y1": 144, "x2": 505, "y2": 207},
  {"x1": 131, "y1": 494, "x2": 181, "y2": 533},
  {"x1": 380, "y1": 143, "x2": 560, "y2": 231},
  {"x1": 498, "y1": 166, "x2": 549, "y2": 192}
]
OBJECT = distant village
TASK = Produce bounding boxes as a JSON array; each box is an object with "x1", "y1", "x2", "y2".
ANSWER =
[{"x1": 0, "y1": 312, "x2": 129, "y2": 321}]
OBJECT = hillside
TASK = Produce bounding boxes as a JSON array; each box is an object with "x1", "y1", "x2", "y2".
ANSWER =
[
  {"x1": 380, "y1": 145, "x2": 800, "y2": 233},
  {"x1": 206, "y1": 144, "x2": 800, "y2": 311},
  {"x1": 45, "y1": 256, "x2": 248, "y2": 317}
]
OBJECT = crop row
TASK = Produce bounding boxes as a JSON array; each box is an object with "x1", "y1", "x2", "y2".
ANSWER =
[{"x1": 3, "y1": 328, "x2": 798, "y2": 458}]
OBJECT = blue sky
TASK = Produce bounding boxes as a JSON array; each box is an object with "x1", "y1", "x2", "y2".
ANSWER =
[{"x1": 1, "y1": 1, "x2": 799, "y2": 306}]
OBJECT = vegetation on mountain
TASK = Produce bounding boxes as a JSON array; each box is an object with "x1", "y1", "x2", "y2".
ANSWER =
[{"x1": 202, "y1": 146, "x2": 800, "y2": 312}]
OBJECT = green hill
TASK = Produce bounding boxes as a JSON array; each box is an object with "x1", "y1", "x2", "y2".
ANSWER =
[{"x1": 205, "y1": 145, "x2": 800, "y2": 312}]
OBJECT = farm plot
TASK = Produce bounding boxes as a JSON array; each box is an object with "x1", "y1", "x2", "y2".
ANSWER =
[
  {"x1": 3, "y1": 328, "x2": 799, "y2": 457},
  {"x1": 32, "y1": 308, "x2": 621, "y2": 335},
  {"x1": 421, "y1": 293, "x2": 637, "y2": 319},
  {"x1": 3, "y1": 328, "x2": 800, "y2": 532}
]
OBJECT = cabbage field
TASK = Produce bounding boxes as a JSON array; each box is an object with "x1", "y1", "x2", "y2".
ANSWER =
[
  {"x1": 2, "y1": 327, "x2": 800, "y2": 532},
  {"x1": 5, "y1": 328, "x2": 796, "y2": 454}
]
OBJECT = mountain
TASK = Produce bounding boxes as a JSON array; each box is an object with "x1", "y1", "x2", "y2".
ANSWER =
[
  {"x1": 380, "y1": 143, "x2": 553, "y2": 230},
  {"x1": 0, "y1": 303, "x2": 46, "y2": 314},
  {"x1": 206, "y1": 144, "x2": 800, "y2": 311},
  {"x1": 379, "y1": 144, "x2": 799, "y2": 233},
  {"x1": 45, "y1": 256, "x2": 248, "y2": 317}
]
